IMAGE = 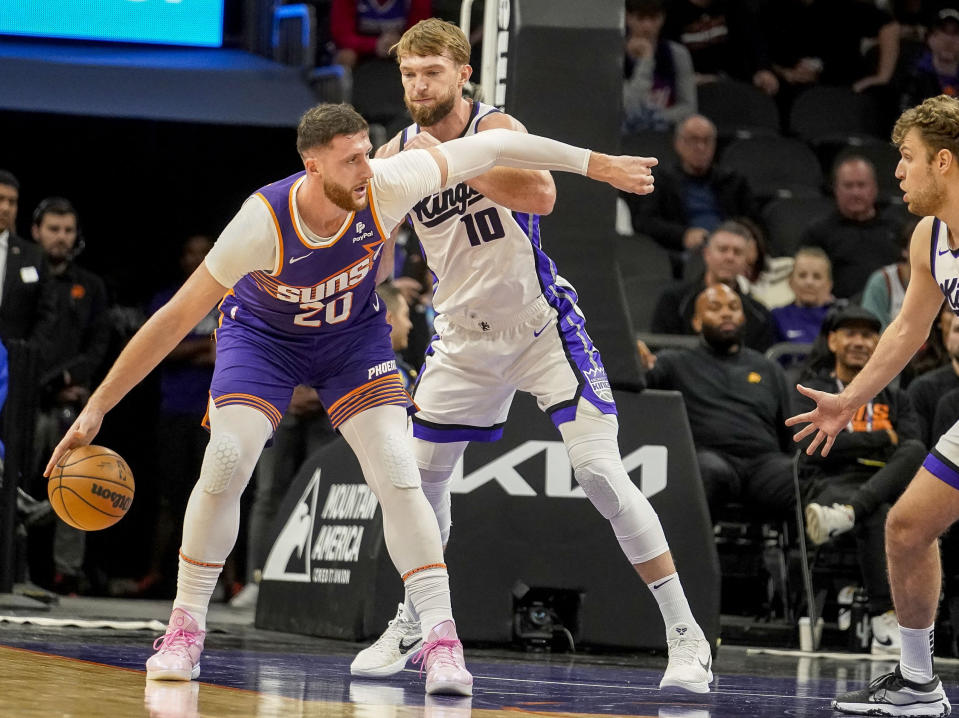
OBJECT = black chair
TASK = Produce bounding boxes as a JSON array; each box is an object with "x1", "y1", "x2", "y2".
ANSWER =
[
  {"x1": 789, "y1": 86, "x2": 884, "y2": 165},
  {"x1": 721, "y1": 137, "x2": 824, "y2": 202},
  {"x1": 760, "y1": 196, "x2": 833, "y2": 257},
  {"x1": 621, "y1": 129, "x2": 679, "y2": 169},
  {"x1": 697, "y1": 79, "x2": 781, "y2": 142},
  {"x1": 616, "y1": 236, "x2": 674, "y2": 334}
]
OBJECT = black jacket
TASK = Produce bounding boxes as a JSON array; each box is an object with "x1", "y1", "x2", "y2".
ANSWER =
[
  {"x1": 793, "y1": 369, "x2": 921, "y2": 477},
  {"x1": 651, "y1": 274, "x2": 775, "y2": 352},
  {"x1": 41, "y1": 262, "x2": 111, "y2": 398},
  {"x1": 0, "y1": 234, "x2": 57, "y2": 350},
  {"x1": 645, "y1": 340, "x2": 793, "y2": 458},
  {"x1": 624, "y1": 164, "x2": 759, "y2": 252}
]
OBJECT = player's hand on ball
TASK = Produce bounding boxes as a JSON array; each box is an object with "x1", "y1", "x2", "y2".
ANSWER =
[
  {"x1": 44, "y1": 406, "x2": 105, "y2": 477},
  {"x1": 589, "y1": 154, "x2": 657, "y2": 195}
]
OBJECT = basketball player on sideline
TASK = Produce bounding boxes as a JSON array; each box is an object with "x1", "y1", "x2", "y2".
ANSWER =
[
  {"x1": 788, "y1": 95, "x2": 959, "y2": 717},
  {"x1": 44, "y1": 103, "x2": 657, "y2": 696},
  {"x1": 350, "y1": 19, "x2": 713, "y2": 693}
]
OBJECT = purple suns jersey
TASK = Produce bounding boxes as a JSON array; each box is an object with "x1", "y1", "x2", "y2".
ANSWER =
[{"x1": 221, "y1": 171, "x2": 388, "y2": 336}]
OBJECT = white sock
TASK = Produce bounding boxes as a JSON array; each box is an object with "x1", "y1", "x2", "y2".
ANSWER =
[
  {"x1": 647, "y1": 572, "x2": 700, "y2": 635},
  {"x1": 173, "y1": 552, "x2": 223, "y2": 631},
  {"x1": 404, "y1": 565, "x2": 452, "y2": 637},
  {"x1": 403, "y1": 587, "x2": 420, "y2": 623},
  {"x1": 899, "y1": 623, "x2": 935, "y2": 684}
]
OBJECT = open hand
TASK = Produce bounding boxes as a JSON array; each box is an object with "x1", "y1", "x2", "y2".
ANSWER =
[
  {"x1": 784, "y1": 384, "x2": 853, "y2": 457},
  {"x1": 44, "y1": 406, "x2": 105, "y2": 477}
]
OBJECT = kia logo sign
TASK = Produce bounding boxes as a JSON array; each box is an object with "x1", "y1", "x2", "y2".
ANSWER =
[{"x1": 450, "y1": 441, "x2": 667, "y2": 498}]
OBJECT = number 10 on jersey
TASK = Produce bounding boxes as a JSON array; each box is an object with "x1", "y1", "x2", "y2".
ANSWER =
[{"x1": 460, "y1": 208, "x2": 506, "y2": 247}]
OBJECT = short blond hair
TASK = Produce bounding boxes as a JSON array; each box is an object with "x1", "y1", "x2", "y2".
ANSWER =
[
  {"x1": 892, "y1": 95, "x2": 959, "y2": 161},
  {"x1": 393, "y1": 18, "x2": 470, "y2": 65}
]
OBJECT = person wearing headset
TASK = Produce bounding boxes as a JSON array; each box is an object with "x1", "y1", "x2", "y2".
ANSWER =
[{"x1": 31, "y1": 197, "x2": 111, "y2": 595}]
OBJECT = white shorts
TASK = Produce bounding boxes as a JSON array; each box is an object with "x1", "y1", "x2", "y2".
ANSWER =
[
  {"x1": 926, "y1": 418, "x2": 959, "y2": 491},
  {"x1": 411, "y1": 293, "x2": 616, "y2": 443}
]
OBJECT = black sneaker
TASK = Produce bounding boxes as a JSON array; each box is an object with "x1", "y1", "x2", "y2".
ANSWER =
[{"x1": 832, "y1": 666, "x2": 951, "y2": 716}]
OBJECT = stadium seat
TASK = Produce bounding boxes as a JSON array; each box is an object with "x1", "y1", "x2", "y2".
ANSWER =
[
  {"x1": 616, "y1": 236, "x2": 674, "y2": 334},
  {"x1": 720, "y1": 137, "x2": 824, "y2": 202},
  {"x1": 789, "y1": 86, "x2": 883, "y2": 157},
  {"x1": 761, "y1": 196, "x2": 834, "y2": 257},
  {"x1": 697, "y1": 79, "x2": 781, "y2": 141},
  {"x1": 621, "y1": 129, "x2": 678, "y2": 169}
]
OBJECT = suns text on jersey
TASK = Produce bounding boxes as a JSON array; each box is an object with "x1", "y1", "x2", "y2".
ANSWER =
[{"x1": 274, "y1": 256, "x2": 372, "y2": 303}]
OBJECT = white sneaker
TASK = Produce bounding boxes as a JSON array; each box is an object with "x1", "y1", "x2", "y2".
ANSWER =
[
  {"x1": 871, "y1": 611, "x2": 902, "y2": 655},
  {"x1": 659, "y1": 623, "x2": 713, "y2": 694},
  {"x1": 805, "y1": 503, "x2": 855, "y2": 545},
  {"x1": 832, "y1": 667, "x2": 951, "y2": 716},
  {"x1": 351, "y1": 603, "x2": 423, "y2": 678},
  {"x1": 228, "y1": 583, "x2": 259, "y2": 609}
]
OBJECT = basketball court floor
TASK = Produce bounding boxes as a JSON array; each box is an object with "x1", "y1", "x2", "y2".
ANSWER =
[{"x1": 2, "y1": 597, "x2": 957, "y2": 717}]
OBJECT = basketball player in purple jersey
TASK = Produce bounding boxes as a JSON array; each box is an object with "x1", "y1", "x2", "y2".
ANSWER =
[
  {"x1": 789, "y1": 95, "x2": 959, "y2": 716},
  {"x1": 44, "y1": 103, "x2": 657, "y2": 696},
  {"x1": 350, "y1": 19, "x2": 713, "y2": 693}
]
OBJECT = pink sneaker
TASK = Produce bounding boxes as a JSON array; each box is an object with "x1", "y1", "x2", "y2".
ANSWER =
[
  {"x1": 146, "y1": 608, "x2": 205, "y2": 681},
  {"x1": 413, "y1": 621, "x2": 473, "y2": 696}
]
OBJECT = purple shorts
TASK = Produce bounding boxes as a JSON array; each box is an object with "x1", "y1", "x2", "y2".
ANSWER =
[{"x1": 206, "y1": 313, "x2": 412, "y2": 432}]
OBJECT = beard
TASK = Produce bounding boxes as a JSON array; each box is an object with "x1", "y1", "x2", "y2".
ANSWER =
[
  {"x1": 701, "y1": 322, "x2": 745, "y2": 354},
  {"x1": 907, "y1": 168, "x2": 947, "y2": 216},
  {"x1": 405, "y1": 86, "x2": 458, "y2": 127},
  {"x1": 324, "y1": 178, "x2": 366, "y2": 212}
]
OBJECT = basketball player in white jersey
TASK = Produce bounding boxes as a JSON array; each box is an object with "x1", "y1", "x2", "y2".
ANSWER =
[
  {"x1": 788, "y1": 95, "x2": 959, "y2": 717},
  {"x1": 43, "y1": 102, "x2": 659, "y2": 697},
  {"x1": 350, "y1": 19, "x2": 713, "y2": 693}
]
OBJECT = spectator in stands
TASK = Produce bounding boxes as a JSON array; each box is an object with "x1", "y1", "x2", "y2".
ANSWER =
[
  {"x1": 908, "y1": 313, "x2": 959, "y2": 448},
  {"x1": 815, "y1": 0, "x2": 900, "y2": 95},
  {"x1": 330, "y1": 0, "x2": 431, "y2": 69},
  {"x1": 800, "y1": 156, "x2": 903, "y2": 300},
  {"x1": 623, "y1": 0, "x2": 697, "y2": 133},
  {"x1": 861, "y1": 218, "x2": 918, "y2": 330},
  {"x1": 0, "y1": 171, "x2": 55, "y2": 351},
  {"x1": 796, "y1": 305, "x2": 925, "y2": 655},
  {"x1": 898, "y1": 7, "x2": 959, "y2": 110},
  {"x1": 644, "y1": 283, "x2": 796, "y2": 521},
  {"x1": 762, "y1": 0, "x2": 824, "y2": 110},
  {"x1": 738, "y1": 221, "x2": 795, "y2": 309},
  {"x1": 770, "y1": 247, "x2": 836, "y2": 344},
  {"x1": 29, "y1": 198, "x2": 110, "y2": 595},
  {"x1": 661, "y1": 0, "x2": 778, "y2": 95},
  {"x1": 377, "y1": 280, "x2": 417, "y2": 390},
  {"x1": 651, "y1": 221, "x2": 775, "y2": 351},
  {"x1": 623, "y1": 114, "x2": 758, "y2": 276},
  {"x1": 135, "y1": 235, "x2": 219, "y2": 599}
]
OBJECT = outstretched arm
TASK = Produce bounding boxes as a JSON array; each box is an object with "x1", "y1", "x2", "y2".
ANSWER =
[
  {"x1": 424, "y1": 128, "x2": 655, "y2": 195},
  {"x1": 44, "y1": 264, "x2": 229, "y2": 475},
  {"x1": 786, "y1": 216, "x2": 945, "y2": 455}
]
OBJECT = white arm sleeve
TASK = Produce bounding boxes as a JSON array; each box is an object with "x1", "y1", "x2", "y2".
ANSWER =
[
  {"x1": 369, "y1": 150, "x2": 443, "y2": 232},
  {"x1": 437, "y1": 128, "x2": 591, "y2": 188},
  {"x1": 204, "y1": 196, "x2": 278, "y2": 287}
]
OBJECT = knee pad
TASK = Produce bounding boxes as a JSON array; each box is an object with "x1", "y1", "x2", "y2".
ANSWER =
[
  {"x1": 199, "y1": 432, "x2": 242, "y2": 495},
  {"x1": 574, "y1": 461, "x2": 626, "y2": 520},
  {"x1": 381, "y1": 430, "x2": 421, "y2": 489}
]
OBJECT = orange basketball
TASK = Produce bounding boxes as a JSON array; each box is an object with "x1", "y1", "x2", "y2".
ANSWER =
[{"x1": 48, "y1": 445, "x2": 135, "y2": 531}]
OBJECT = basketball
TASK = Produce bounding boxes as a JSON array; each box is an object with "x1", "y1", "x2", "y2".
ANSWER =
[{"x1": 48, "y1": 445, "x2": 135, "y2": 531}]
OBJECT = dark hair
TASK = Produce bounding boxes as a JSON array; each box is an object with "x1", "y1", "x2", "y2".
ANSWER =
[
  {"x1": 0, "y1": 170, "x2": 20, "y2": 192},
  {"x1": 32, "y1": 196, "x2": 77, "y2": 226},
  {"x1": 296, "y1": 103, "x2": 369, "y2": 156},
  {"x1": 626, "y1": 0, "x2": 664, "y2": 16}
]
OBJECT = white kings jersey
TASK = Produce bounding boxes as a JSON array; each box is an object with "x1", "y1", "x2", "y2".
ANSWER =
[
  {"x1": 931, "y1": 218, "x2": 959, "y2": 314},
  {"x1": 402, "y1": 101, "x2": 568, "y2": 328}
]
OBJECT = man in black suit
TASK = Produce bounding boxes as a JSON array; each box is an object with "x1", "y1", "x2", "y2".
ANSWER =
[{"x1": 0, "y1": 170, "x2": 55, "y2": 347}]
